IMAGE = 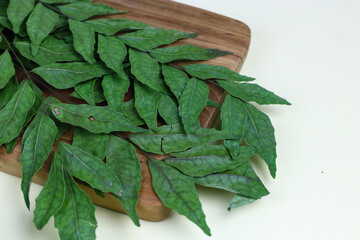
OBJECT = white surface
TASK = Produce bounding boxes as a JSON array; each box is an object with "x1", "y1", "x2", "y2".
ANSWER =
[{"x1": 1, "y1": 0, "x2": 360, "y2": 239}]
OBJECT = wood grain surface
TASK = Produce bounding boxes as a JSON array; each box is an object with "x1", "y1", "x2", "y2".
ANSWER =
[{"x1": 0, "y1": 0, "x2": 251, "y2": 222}]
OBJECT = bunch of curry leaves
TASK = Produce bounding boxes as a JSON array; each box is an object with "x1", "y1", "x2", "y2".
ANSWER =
[{"x1": 0, "y1": 0, "x2": 290, "y2": 239}]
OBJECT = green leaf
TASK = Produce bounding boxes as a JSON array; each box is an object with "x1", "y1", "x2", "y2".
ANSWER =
[
  {"x1": 58, "y1": 3, "x2": 124, "y2": 21},
  {"x1": 97, "y1": 35, "x2": 127, "y2": 79},
  {"x1": 74, "y1": 78, "x2": 97, "y2": 105},
  {"x1": 13, "y1": 36, "x2": 82, "y2": 65},
  {"x1": 102, "y1": 73, "x2": 130, "y2": 112},
  {"x1": 183, "y1": 64, "x2": 255, "y2": 82},
  {"x1": 134, "y1": 80, "x2": 159, "y2": 130},
  {"x1": 41, "y1": 0, "x2": 93, "y2": 3},
  {"x1": 170, "y1": 144, "x2": 230, "y2": 158},
  {"x1": 157, "y1": 93, "x2": 181, "y2": 125},
  {"x1": 0, "y1": 75, "x2": 18, "y2": 109},
  {"x1": 54, "y1": 170, "x2": 97, "y2": 240},
  {"x1": 85, "y1": 18, "x2": 150, "y2": 35},
  {"x1": 161, "y1": 64, "x2": 189, "y2": 100},
  {"x1": 32, "y1": 62, "x2": 111, "y2": 89},
  {"x1": 0, "y1": 81, "x2": 35, "y2": 145},
  {"x1": 119, "y1": 28, "x2": 198, "y2": 51},
  {"x1": 121, "y1": 99, "x2": 144, "y2": 125},
  {"x1": 0, "y1": 50, "x2": 15, "y2": 89},
  {"x1": 148, "y1": 158, "x2": 211, "y2": 236},
  {"x1": 179, "y1": 78, "x2": 209, "y2": 131},
  {"x1": 221, "y1": 95, "x2": 247, "y2": 157},
  {"x1": 69, "y1": 19, "x2": 96, "y2": 64},
  {"x1": 106, "y1": 136, "x2": 142, "y2": 226},
  {"x1": 228, "y1": 194, "x2": 256, "y2": 211},
  {"x1": 207, "y1": 98, "x2": 221, "y2": 108},
  {"x1": 7, "y1": 0, "x2": 35, "y2": 33},
  {"x1": 49, "y1": 100, "x2": 144, "y2": 133},
  {"x1": 20, "y1": 109, "x2": 58, "y2": 209},
  {"x1": 129, "y1": 124, "x2": 231, "y2": 154},
  {"x1": 218, "y1": 81, "x2": 291, "y2": 105},
  {"x1": 72, "y1": 127, "x2": 109, "y2": 160},
  {"x1": 195, "y1": 162, "x2": 269, "y2": 199},
  {"x1": 149, "y1": 44, "x2": 231, "y2": 63},
  {"x1": 4, "y1": 137, "x2": 18, "y2": 154},
  {"x1": 243, "y1": 102, "x2": 277, "y2": 178},
  {"x1": 34, "y1": 152, "x2": 65, "y2": 229},
  {"x1": 53, "y1": 29, "x2": 74, "y2": 43},
  {"x1": 58, "y1": 142, "x2": 124, "y2": 196},
  {"x1": 129, "y1": 48, "x2": 164, "y2": 92},
  {"x1": 26, "y1": 3, "x2": 59, "y2": 56}
]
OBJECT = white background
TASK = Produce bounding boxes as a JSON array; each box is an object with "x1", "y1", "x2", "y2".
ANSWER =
[{"x1": 1, "y1": 0, "x2": 360, "y2": 239}]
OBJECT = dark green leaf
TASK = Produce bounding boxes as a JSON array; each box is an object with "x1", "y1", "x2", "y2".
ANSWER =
[
  {"x1": 184, "y1": 64, "x2": 255, "y2": 82},
  {"x1": 157, "y1": 93, "x2": 181, "y2": 125},
  {"x1": 20, "y1": 109, "x2": 58, "y2": 209},
  {"x1": 58, "y1": 3, "x2": 125, "y2": 21},
  {"x1": 179, "y1": 78, "x2": 209, "y2": 131},
  {"x1": 54, "y1": 170, "x2": 97, "y2": 240},
  {"x1": 119, "y1": 28, "x2": 198, "y2": 51},
  {"x1": 69, "y1": 19, "x2": 96, "y2": 64},
  {"x1": 161, "y1": 64, "x2": 189, "y2": 100},
  {"x1": 26, "y1": 3, "x2": 59, "y2": 55},
  {"x1": 72, "y1": 127, "x2": 109, "y2": 160},
  {"x1": 97, "y1": 35, "x2": 127, "y2": 79},
  {"x1": 13, "y1": 36, "x2": 82, "y2": 65},
  {"x1": 149, "y1": 158, "x2": 211, "y2": 236},
  {"x1": 34, "y1": 152, "x2": 65, "y2": 229},
  {"x1": 0, "y1": 75, "x2": 18, "y2": 109},
  {"x1": 102, "y1": 73, "x2": 130, "y2": 112},
  {"x1": 195, "y1": 162, "x2": 269, "y2": 199},
  {"x1": 218, "y1": 81, "x2": 291, "y2": 105},
  {"x1": 121, "y1": 99, "x2": 144, "y2": 125},
  {"x1": 134, "y1": 80, "x2": 159, "y2": 130},
  {"x1": 170, "y1": 144, "x2": 229, "y2": 158},
  {"x1": 58, "y1": 142, "x2": 124, "y2": 196},
  {"x1": 4, "y1": 137, "x2": 18, "y2": 154},
  {"x1": 228, "y1": 194, "x2": 256, "y2": 211},
  {"x1": 129, "y1": 48, "x2": 164, "y2": 92},
  {"x1": 74, "y1": 78, "x2": 97, "y2": 106},
  {"x1": 0, "y1": 81, "x2": 35, "y2": 145},
  {"x1": 32, "y1": 62, "x2": 110, "y2": 89},
  {"x1": 0, "y1": 50, "x2": 15, "y2": 89},
  {"x1": 41, "y1": 0, "x2": 93, "y2": 3},
  {"x1": 243, "y1": 102, "x2": 277, "y2": 178},
  {"x1": 221, "y1": 95, "x2": 247, "y2": 157},
  {"x1": 85, "y1": 18, "x2": 150, "y2": 35},
  {"x1": 7, "y1": 0, "x2": 35, "y2": 33},
  {"x1": 49, "y1": 100, "x2": 145, "y2": 133},
  {"x1": 206, "y1": 98, "x2": 221, "y2": 108},
  {"x1": 149, "y1": 44, "x2": 231, "y2": 63},
  {"x1": 106, "y1": 136, "x2": 142, "y2": 226}
]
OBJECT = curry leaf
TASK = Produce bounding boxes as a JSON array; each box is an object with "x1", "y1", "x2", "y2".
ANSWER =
[
  {"x1": 33, "y1": 152, "x2": 65, "y2": 229},
  {"x1": 243, "y1": 102, "x2": 277, "y2": 178},
  {"x1": 0, "y1": 76, "x2": 18, "y2": 109},
  {"x1": 32, "y1": 62, "x2": 110, "y2": 89},
  {"x1": 54, "y1": 170, "x2": 97, "y2": 240},
  {"x1": 218, "y1": 81, "x2": 291, "y2": 105},
  {"x1": 0, "y1": 81, "x2": 35, "y2": 145},
  {"x1": 228, "y1": 194, "x2": 256, "y2": 211},
  {"x1": 157, "y1": 93, "x2": 181, "y2": 125},
  {"x1": 72, "y1": 127, "x2": 109, "y2": 160},
  {"x1": 106, "y1": 136, "x2": 142, "y2": 226},
  {"x1": 149, "y1": 44, "x2": 231, "y2": 63},
  {"x1": 161, "y1": 64, "x2": 189, "y2": 100},
  {"x1": 26, "y1": 3, "x2": 59, "y2": 56},
  {"x1": 0, "y1": 50, "x2": 15, "y2": 89},
  {"x1": 69, "y1": 19, "x2": 96, "y2": 64},
  {"x1": 58, "y1": 3, "x2": 125, "y2": 21},
  {"x1": 58, "y1": 142, "x2": 124, "y2": 196},
  {"x1": 121, "y1": 99, "x2": 145, "y2": 125},
  {"x1": 97, "y1": 35, "x2": 127, "y2": 79},
  {"x1": 148, "y1": 158, "x2": 211, "y2": 236},
  {"x1": 49, "y1": 100, "x2": 144, "y2": 133},
  {"x1": 170, "y1": 144, "x2": 230, "y2": 158},
  {"x1": 85, "y1": 18, "x2": 150, "y2": 35},
  {"x1": 41, "y1": 0, "x2": 93, "y2": 3},
  {"x1": 13, "y1": 36, "x2": 82, "y2": 65},
  {"x1": 102, "y1": 73, "x2": 130, "y2": 112},
  {"x1": 134, "y1": 80, "x2": 159, "y2": 130},
  {"x1": 119, "y1": 28, "x2": 197, "y2": 51},
  {"x1": 7, "y1": 0, "x2": 35, "y2": 33},
  {"x1": 179, "y1": 78, "x2": 209, "y2": 131},
  {"x1": 184, "y1": 64, "x2": 255, "y2": 82},
  {"x1": 74, "y1": 78, "x2": 97, "y2": 105},
  {"x1": 20, "y1": 109, "x2": 58, "y2": 209}
]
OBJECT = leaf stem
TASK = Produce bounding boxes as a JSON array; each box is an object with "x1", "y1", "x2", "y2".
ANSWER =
[{"x1": 42, "y1": 3, "x2": 76, "y2": 20}]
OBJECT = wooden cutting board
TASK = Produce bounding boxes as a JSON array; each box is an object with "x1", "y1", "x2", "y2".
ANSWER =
[{"x1": 0, "y1": 0, "x2": 251, "y2": 222}]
